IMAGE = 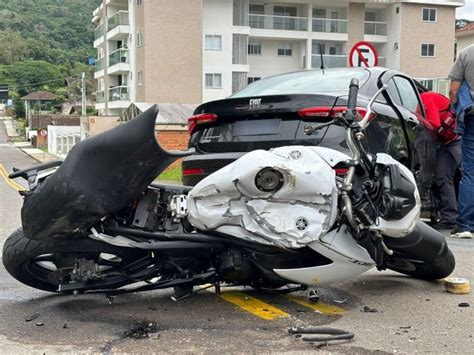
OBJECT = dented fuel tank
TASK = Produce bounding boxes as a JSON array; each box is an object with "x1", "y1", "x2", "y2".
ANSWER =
[{"x1": 187, "y1": 146, "x2": 339, "y2": 249}]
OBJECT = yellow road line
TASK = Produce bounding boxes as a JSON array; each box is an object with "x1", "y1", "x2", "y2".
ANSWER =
[
  {"x1": 283, "y1": 295, "x2": 346, "y2": 316},
  {"x1": 219, "y1": 290, "x2": 290, "y2": 320},
  {"x1": 0, "y1": 163, "x2": 25, "y2": 192}
]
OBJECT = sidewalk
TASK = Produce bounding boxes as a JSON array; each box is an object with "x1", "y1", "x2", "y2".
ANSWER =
[
  {"x1": 0, "y1": 116, "x2": 19, "y2": 137},
  {"x1": 20, "y1": 148, "x2": 60, "y2": 163}
]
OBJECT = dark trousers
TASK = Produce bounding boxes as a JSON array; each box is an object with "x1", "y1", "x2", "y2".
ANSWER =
[{"x1": 436, "y1": 140, "x2": 461, "y2": 224}]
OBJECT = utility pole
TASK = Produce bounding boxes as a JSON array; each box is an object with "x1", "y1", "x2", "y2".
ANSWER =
[
  {"x1": 81, "y1": 72, "x2": 86, "y2": 141},
  {"x1": 81, "y1": 72, "x2": 86, "y2": 117}
]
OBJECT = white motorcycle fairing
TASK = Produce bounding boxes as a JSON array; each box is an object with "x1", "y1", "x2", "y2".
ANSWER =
[
  {"x1": 274, "y1": 225, "x2": 375, "y2": 286},
  {"x1": 187, "y1": 146, "x2": 339, "y2": 249}
]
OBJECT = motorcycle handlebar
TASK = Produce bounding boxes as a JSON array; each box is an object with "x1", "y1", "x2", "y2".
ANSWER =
[{"x1": 347, "y1": 78, "x2": 359, "y2": 111}]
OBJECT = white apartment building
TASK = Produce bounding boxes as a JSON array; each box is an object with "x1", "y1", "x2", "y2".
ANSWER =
[{"x1": 93, "y1": 0, "x2": 464, "y2": 116}]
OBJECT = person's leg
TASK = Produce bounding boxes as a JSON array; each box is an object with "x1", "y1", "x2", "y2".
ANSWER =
[
  {"x1": 435, "y1": 141, "x2": 461, "y2": 226},
  {"x1": 454, "y1": 116, "x2": 474, "y2": 238}
]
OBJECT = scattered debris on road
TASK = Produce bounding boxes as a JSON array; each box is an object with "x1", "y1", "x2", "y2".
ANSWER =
[
  {"x1": 25, "y1": 313, "x2": 40, "y2": 322},
  {"x1": 444, "y1": 277, "x2": 470, "y2": 294},
  {"x1": 35, "y1": 322, "x2": 44, "y2": 327},
  {"x1": 289, "y1": 326, "x2": 354, "y2": 347},
  {"x1": 122, "y1": 321, "x2": 162, "y2": 340},
  {"x1": 458, "y1": 302, "x2": 470, "y2": 308},
  {"x1": 361, "y1": 306, "x2": 378, "y2": 313}
]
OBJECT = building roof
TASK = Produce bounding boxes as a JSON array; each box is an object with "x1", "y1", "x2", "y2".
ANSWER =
[
  {"x1": 456, "y1": 23, "x2": 474, "y2": 38},
  {"x1": 21, "y1": 91, "x2": 57, "y2": 101},
  {"x1": 121, "y1": 102, "x2": 196, "y2": 124}
]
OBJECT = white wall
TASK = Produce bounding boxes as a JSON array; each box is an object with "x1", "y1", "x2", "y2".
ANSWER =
[
  {"x1": 47, "y1": 126, "x2": 81, "y2": 158},
  {"x1": 248, "y1": 39, "x2": 304, "y2": 79},
  {"x1": 203, "y1": 0, "x2": 234, "y2": 102},
  {"x1": 384, "y1": 3, "x2": 401, "y2": 70},
  {"x1": 456, "y1": 35, "x2": 474, "y2": 59}
]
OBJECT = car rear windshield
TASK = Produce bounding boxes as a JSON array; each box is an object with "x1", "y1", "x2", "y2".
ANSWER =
[{"x1": 232, "y1": 69, "x2": 370, "y2": 98}]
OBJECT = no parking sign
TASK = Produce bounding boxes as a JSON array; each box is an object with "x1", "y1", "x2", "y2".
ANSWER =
[{"x1": 349, "y1": 41, "x2": 378, "y2": 68}]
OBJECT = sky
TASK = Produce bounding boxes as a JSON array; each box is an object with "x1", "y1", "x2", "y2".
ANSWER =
[{"x1": 457, "y1": 0, "x2": 474, "y2": 20}]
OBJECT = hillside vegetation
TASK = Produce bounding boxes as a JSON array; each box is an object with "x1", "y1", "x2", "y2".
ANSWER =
[{"x1": 0, "y1": 0, "x2": 99, "y2": 116}]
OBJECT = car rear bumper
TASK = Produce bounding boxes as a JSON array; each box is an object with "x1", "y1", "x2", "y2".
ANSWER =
[{"x1": 182, "y1": 152, "x2": 245, "y2": 186}]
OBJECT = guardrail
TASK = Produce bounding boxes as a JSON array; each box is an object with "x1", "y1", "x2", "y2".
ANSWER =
[
  {"x1": 109, "y1": 86, "x2": 129, "y2": 101},
  {"x1": 364, "y1": 21, "x2": 387, "y2": 36},
  {"x1": 95, "y1": 57, "x2": 104, "y2": 71},
  {"x1": 94, "y1": 24, "x2": 104, "y2": 40},
  {"x1": 108, "y1": 11, "x2": 129, "y2": 31},
  {"x1": 312, "y1": 18, "x2": 347, "y2": 33},
  {"x1": 249, "y1": 14, "x2": 308, "y2": 31},
  {"x1": 109, "y1": 48, "x2": 129, "y2": 66}
]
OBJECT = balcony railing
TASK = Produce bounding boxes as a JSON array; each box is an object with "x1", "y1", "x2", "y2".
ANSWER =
[
  {"x1": 109, "y1": 48, "x2": 129, "y2": 66},
  {"x1": 312, "y1": 18, "x2": 347, "y2": 33},
  {"x1": 108, "y1": 11, "x2": 129, "y2": 31},
  {"x1": 109, "y1": 86, "x2": 129, "y2": 101},
  {"x1": 249, "y1": 14, "x2": 308, "y2": 31},
  {"x1": 96, "y1": 90, "x2": 105, "y2": 103},
  {"x1": 94, "y1": 24, "x2": 104, "y2": 40},
  {"x1": 95, "y1": 57, "x2": 104, "y2": 71},
  {"x1": 364, "y1": 21, "x2": 387, "y2": 36},
  {"x1": 312, "y1": 54, "x2": 347, "y2": 69}
]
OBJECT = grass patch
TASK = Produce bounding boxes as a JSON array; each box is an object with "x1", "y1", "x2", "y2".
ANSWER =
[
  {"x1": 157, "y1": 165, "x2": 182, "y2": 182},
  {"x1": 39, "y1": 146, "x2": 48, "y2": 153}
]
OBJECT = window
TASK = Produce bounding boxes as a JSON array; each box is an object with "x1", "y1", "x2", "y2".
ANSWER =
[
  {"x1": 421, "y1": 43, "x2": 435, "y2": 57},
  {"x1": 248, "y1": 77, "x2": 261, "y2": 85},
  {"x1": 422, "y1": 8, "x2": 436, "y2": 22},
  {"x1": 249, "y1": 4, "x2": 265, "y2": 28},
  {"x1": 278, "y1": 43, "x2": 292, "y2": 56},
  {"x1": 136, "y1": 31, "x2": 143, "y2": 47},
  {"x1": 137, "y1": 71, "x2": 143, "y2": 86},
  {"x1": 205, "y1": 35, "x2": 222, "y2": 50},
  {"x1": 387, "y1": 76, "x2": 422, "y2": 114},
  {"x1": 136, "y1": 0, "x2": 142, "y2": 6},
  {"x1": 205, "y1": 73, "x2": 222, "y2": 88},
  {"x1": 248, "y1": 42, "x2": 261, "y2": 55},
  {"x1": 396, "y1": 7, "x2": 399, "y2": 14}
]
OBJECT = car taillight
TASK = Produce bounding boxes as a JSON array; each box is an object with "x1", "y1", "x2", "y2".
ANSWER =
[
  {"x1": 187, "y1": 113, "x2": 218, "y2": 134},
  {"x1": 183, "y1": 168, "x2": 205, "y2": 176},
  {"x1": 298, "y1": 106, "x2": 376, "y2": 121}
]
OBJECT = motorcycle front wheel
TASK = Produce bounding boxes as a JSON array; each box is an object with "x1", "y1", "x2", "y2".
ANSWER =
[
  {"x1": 2, "y1": 228, "x2": 148, "y2": 293},
  {"x1": 383, "y1": 222, "x2": 455, "y2": 280}
]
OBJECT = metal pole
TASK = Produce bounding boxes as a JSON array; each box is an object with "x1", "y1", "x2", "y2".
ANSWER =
[{"x1": 81, "y1": 72, "x2": 86, "y2": 117}]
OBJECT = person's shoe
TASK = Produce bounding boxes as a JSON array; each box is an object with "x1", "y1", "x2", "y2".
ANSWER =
[
  {"x1": 433, "y1": 222, "x2": 456, "y2": 230},
  {"x1": 450, "y1": 226, "x2": 473, "y2": 239}
]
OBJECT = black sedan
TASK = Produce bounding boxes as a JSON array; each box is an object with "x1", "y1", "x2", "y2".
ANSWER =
[{"x1": 182, "y1": 67, "x2": 436, "y2": 213}]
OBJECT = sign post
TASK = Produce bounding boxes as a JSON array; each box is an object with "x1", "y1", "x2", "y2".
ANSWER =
[{"x1": 349, "y1": 41, "x2": 378, "y2": 68}]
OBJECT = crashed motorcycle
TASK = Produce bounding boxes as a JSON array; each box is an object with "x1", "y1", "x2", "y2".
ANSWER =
[{"x1": 3, "y1": 79, "x2": 454, "y2": 299}]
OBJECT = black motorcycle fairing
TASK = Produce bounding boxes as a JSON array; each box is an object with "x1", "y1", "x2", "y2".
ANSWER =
[{"x1": 21, "y1": 105, "x2": 192, "y2": 240}]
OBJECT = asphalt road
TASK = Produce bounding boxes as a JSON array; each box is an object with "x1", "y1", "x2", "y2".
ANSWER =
[{"x1": 0, "y1": 117, "x2": 472, "y2": 353}]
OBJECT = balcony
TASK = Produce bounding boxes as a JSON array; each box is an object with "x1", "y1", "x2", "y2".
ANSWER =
[
  {"x1": 106, "y1": 11, "x2": 129, "y2": 40},
  {"x1": 94, "y1": 58, "x2": 104, "y2": 71},
  {"x1": 312, "y1": 54, "x2": 347, "y2": 69},
  {"x1": 364, "y1": 21, "x2": 387, "y2": 36},
  {"x1": 96, "y1": 90, "x2": 105, "y2": 103},
  {"x1": 312, "y1": 18, "x2": 347, "y2": 34},
  {"x1": 94, "y1": 58, "x2": 104, "y2": 79},
  {"x1": 249, "y1": 14, "x2": 308, "y2": 31},
  {"x1": 94, "y1": 25, "x2": 104, "y2": 40},
  {"x1": 108, "y1": 48, "x2": 130, "y2": 74},
  {"x1": 93, "y1": 24, "x2": 105, "y2": 47},
  {"x1": 108, "y1": 11, "x2": 129, "y2": 31},
  {"x1": 109, "y1": 86, "x2": 129, "y2": 102}
]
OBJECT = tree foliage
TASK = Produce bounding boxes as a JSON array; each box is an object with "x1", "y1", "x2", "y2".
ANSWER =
[
  {"x1": 0, "y1": 0, "x2": 99, "y2": 65},
  {"x1": 0, "y1": 0, "x2": 99, "y2": 117}
]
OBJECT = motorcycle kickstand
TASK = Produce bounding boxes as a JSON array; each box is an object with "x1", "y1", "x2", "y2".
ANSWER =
[{"x1": 307, "y1": 288, "x2": 320, "y2": 303}]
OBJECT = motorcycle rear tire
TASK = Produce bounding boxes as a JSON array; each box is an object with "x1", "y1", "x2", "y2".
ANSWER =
[
  {"x1": 2, "y1": 228, "x2": 146, "y2": 293},
  {"x1": 383, "y1": 222, "x2": 455, "y2": 280}
]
